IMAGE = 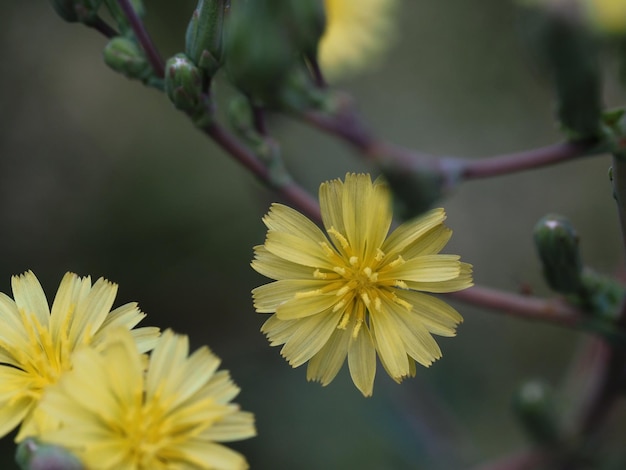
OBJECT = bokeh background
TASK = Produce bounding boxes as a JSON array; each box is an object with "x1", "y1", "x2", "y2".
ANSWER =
[{"x1": 1, "y1": 1, "x2": 625, "y2": 468}]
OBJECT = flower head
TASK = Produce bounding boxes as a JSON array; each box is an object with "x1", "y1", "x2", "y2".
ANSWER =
[
  {"x1": 319, "y1": 0, "x2": 396, "y2": 79},
  {"x1": 252, "y1": 173, "x2": 473, "y2": 396},
  {"x1": 37, "y1": 328, "x2": 256, "y2": 470},
  {"x1": 0, "y1": 271, "x2": 160, "y2": 440}
]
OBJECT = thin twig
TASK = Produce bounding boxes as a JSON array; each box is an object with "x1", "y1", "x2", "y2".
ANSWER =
[
  {"x1": 117, "y1": 0, "x2": 165, "y2": 78},
  {"x1": 202, "y1": 123, "x2": 322, "y2": 222},
  {"x1": 86, "y1": 16, "x2": 118, "y2": 38},
  {"x1": 463, "y1": 140, "x2": 600, "y2": 180},
  {"x1": 299, "y1": 107, "x2": 604, "y2": 181},
  {"x1": 449, "y1": 285, "x2": 583, "y2": 328}
]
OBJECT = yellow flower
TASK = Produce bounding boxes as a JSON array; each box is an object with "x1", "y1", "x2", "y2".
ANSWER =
[
  {"x1": 252, "y1": 173, "x2": 473, "y2": 396},
  {"x1": 37, "y1": 328, "x2": 256, "y2": 470},
  {"x1": 319, "y1": 0, "x2": 396, "y2": 79},
  {"x1": 582, "y1": 0, "x2": 626, "y2": 33},
  {"x1": 0, "y1": 271, "x2": 160, "y2": 441}
]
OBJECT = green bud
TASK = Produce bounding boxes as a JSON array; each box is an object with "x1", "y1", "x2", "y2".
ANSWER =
[
  {"x1": 533, "y1": 214, "x2": 583, "y2": 294},
  {"x1": 379, "y1": 158, "x2": 463, "y2": 219},
  {"x1": 103, "y1": 37, "x2": 153, "y2": 82},
  {"x1": 164, "y1": 54, "x2": 212, "y2": 126},
  {"x1": 225, "y1": 0, "x2": 298, "y2": 102},
  {"x1": 512, "y1": 380, "x2": 560, "y2": 447},
  {"x1": 16, "y1": 438, "x2": 84, "y2": 470},
  {"x1": 286, "y1": 0, "x2": 326, "y2": 58},
  {"x1": 49, "y1": 0, "x2": 101, "y2": 23},
  {"x1": 519, "y1": 1, "x2": 603, "y2": 140},
  {"x1": 185, "y1": 0, "x2": 228, "y2": 77}
]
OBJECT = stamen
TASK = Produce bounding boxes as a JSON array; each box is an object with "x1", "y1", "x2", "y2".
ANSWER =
[
  {"x1": 328, "y1": 227, "x2": 350, "y2": 250},
  {"x1": 360, "y1": 292, "x2": 371, "y2": 308},
  {"x1": 349, "y1": 256, "x2": 358, "y2": 266},
  {"x1": 375, "y1": 249, "x2": 385, "y2": 262},
  {"x1": 394, "y1": 280, "x2": 408, "y2": 289}
]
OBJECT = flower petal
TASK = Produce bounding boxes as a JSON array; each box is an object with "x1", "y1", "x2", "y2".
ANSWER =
[
  {"x1": 395, "y1": 290, "x2": 463, "y2": 336},
  {"x1": 369, "y1": 306, "x2": 410, "y2": 379},
  {"x1": 263, "y1": 203, "x2": 327, "y2": 244},
  {"x1": 252, "y1": 280, "x2": 332, "y2": 313},
  {"x1": 265, "y1": 231, "x2": 335, "y2": 269},
  {"x1": 348, "y1": 326, "x2": 376, "y2": 397},
  {"x1": 306, "y1": 327, "x2": 351, "y2": 386},
  {"x1": 11, "y1": 271, "x2": 50, "y2": 327},
  {"x1": 280, "y1": 310, "x2": 343, "y2": 367},
  {"x1": 402, "y1": 225, "x2": 452, "y2": 258},
  {"x1": 251, "y1": 246, "x2": 315, "y2": 280},
  {"x1": 381, "y1": 255, "x2": 461, "y2": 283},
  {"x1": 382, "y1": 208, "x2": 446, "y2": 256},
  {"x1": 405, "y1": 262, "x2": 473, "y2": 293}
]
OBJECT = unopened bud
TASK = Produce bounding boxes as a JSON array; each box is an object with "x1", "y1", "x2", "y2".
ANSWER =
[
  {"x1": 16, "y1": 438, "x2": 83, "y2": 470},
  {"x1": 103, "y1": 37, "x2": 153, "y2": 82},
  {"x1": 512, "y1": 380, "x2": 560, "y2": 447},
  {"x1": 533, "y1": 214, "x2": 583, "y2": 294},
  {"x1": 185, "y1": 0, "x2": 228, "y2": 77},
  {"x1": 49, "y1": 0, "x2": 98, "y2": 23}
]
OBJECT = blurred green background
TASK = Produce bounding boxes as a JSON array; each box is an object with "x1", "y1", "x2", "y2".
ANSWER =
[{"x1": 1, "y1": 1, "x2": 625, "y2": 468}]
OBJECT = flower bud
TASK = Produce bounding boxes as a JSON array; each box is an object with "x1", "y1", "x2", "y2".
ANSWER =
[
  {"x1": 185, "y1": 0, "x2": 228, "y2": 77},
  {"x1": 16, "y1": 438, "x2": 83, "y2": 470},
  {"x1": 287, "y1": 0, "x2": 326, "y2": 58},
  {"x1": 48, "y1": 0, "x2": 98, "y2": 23},
  {"x1": 518, "y1": 0, "x2": 602, "y2": 140},
  {"x1": 534, "y1": 214, "x2": 583, "y2": 294},
  {"x1": 164, "y1": 54, "x2": 212, "y2": 126},
  {"x1": 225, "y1": 0, "x2": 298, "y2": 102},
  {"x1": 512, "y1": 380, "x2": 560, "y2": 447},
  {"x1": 103, "y1": 37, "x2": 153, "y2": 83}
]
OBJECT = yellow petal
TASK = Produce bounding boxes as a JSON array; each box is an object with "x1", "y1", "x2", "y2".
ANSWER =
[
  {"x1": 11, "y1": 271, "x2": 50, "y2": 327},
  {"x1": 265, "y1": 231, "x2": 335, "y2": 269},
  {"x1": 253, "y1": 280, "x2": 331, "y2": 313},
  {"x1": 347, "y1": 326, "x2": 376, "y2": 397},
  {"x1": 277, "y1": 293, "x2": 339, "y2": 320},
  {"x1": 369, "y1": 307, "x2": 410, "y2": 379},
  {"x1": 402, "y1": 225, "x2": 452, "y2": 258},
  {"x1": 306, "y1": 327, "x2": 350, "y2": 386},
  {"x1": 280, "y1": 310, "x2": 343, "y2": 367},
  {"x1": 382, "y1": 208, "x2": 446, "y2": 256},
  {"x1": 396, "y1": 290, "x2": 463, "y2": 336},
  {"x1": 380, "y1": 255, "x2": 461, "y2": 283},
  {"x1": 405, "y1": 262, "x2": 473, "y2": 293},
  {"x1": 263, "y1": 203, "x2": 328, "y2": 244},
  {"x1": 251, "y1": 245, "x2": 315, "y2": 280}
]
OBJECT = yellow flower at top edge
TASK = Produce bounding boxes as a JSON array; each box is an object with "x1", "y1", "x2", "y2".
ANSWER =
[
  {"x1": 37, "y1": 328, "x2": 256, "y2": 470},
  {"x1": 319, "y1": 0, "x2": 397, "y2": 79},
  {"x1": 252, "y1": 173, "x2": 473, "y2": 397},
  {"x1": 0, "y1": 271, "x2": 160, "y2": 441},
  {"x1": 582, "y1": 0, "x2": 626, "y2": 33}
]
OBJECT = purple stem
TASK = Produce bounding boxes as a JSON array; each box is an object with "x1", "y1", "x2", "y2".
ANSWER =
[
  {"x1": 202, "y1": 123, "x2": 322, "y2": 223},
  {"x1": 87, "y1": 16, "x2": 118, "y2": 38},
  {"x1": 449, "y1": 285, "x2": 583, "y2": 328},
  {"x1": 117, "y1": 0, "x2": 165, "y2": 78}
]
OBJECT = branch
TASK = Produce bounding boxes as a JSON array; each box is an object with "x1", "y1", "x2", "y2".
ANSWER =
[
  {"x1": 117, "y1": 0, "x2": 165, "y2": 78},
  {"x1": 202, "y1": 123, "x2": 322, "y2": 223},
  {"x1": 299, "y1": 104, "x2": 603, "y2": 183},
  {"x1": 449, "y1": 285, "x2": 583, "y2": 328},
  {"x1": 470, "y1": 450, "x2": 549, "y2": 470},
  {"x1": 86, "y1": 16, "x2": 118, "y2": 38}
]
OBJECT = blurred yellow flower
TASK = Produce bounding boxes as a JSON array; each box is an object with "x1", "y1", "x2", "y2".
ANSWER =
[
  {"x1": 0, "y1": 271, "x2": 160, "y2": 441},
  {"x1": 38, "y1": 329, "x2": 256, "y2": 470},
  {"x1": 319, "y1": 0, "x2": 397, "y2": 79},
  {"x1": 583, "y1": 0, "x2": 626, "y2": 33},
  {"x1": 252, "y1": 173, "x2": 473, "y2": 396}
]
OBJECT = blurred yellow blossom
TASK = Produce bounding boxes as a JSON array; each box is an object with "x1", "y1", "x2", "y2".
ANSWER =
[
  {"x1": 319, "y1": 0, "x2": 397, "y2": 79},
  {"x1": 252, "y1": 173, "x2": 473, "y2": 396},
  {"x1": 0, "y1": 271, "x2": 159, "y2": 441},
  {"x1": 583, "y1": 0, "x2": 626, "y2": 33},
  {"x1": 38, "y1": 328, "x2": 256, "y2": 470}
]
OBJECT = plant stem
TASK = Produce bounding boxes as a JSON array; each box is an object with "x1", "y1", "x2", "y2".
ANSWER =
[
  {"x1": 202, "y1": 123, "x2": 322, "y2": 222},
  {"x1": 470, "y1": 450, "x2": 549, "y2": 470},
  {"x1": 449, "y1": 285, "x2": 583, "y2": 328},
  {"x1": 86, "y1": 16, "x2": 118, "y2": 38},
  {"x1": 117, "y1": 0, "x2": 165, "y2": 78},
  {"x1": 462, "y1": 140, "x2": 599, "y2": 180},
  {"x1": 300, "y1": 106, "x2": 603, "y2": 182}
]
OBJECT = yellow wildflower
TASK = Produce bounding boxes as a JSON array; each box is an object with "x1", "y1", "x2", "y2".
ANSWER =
[
  {"x1": 252, "y1": 173, "x2": 473, "y2": 396},
  {"x1": 38, "y1": 328, "x2": 256, "y2": 470},
  {"x1": 0, "y1": 271, "x2": 159, "y2": 441},
  {"x1": 319, "y1": 0, "x2": 397, "y2": 79},
  {"x1": 583, "y1": 0, "x2": 626, "y2": 33}
]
